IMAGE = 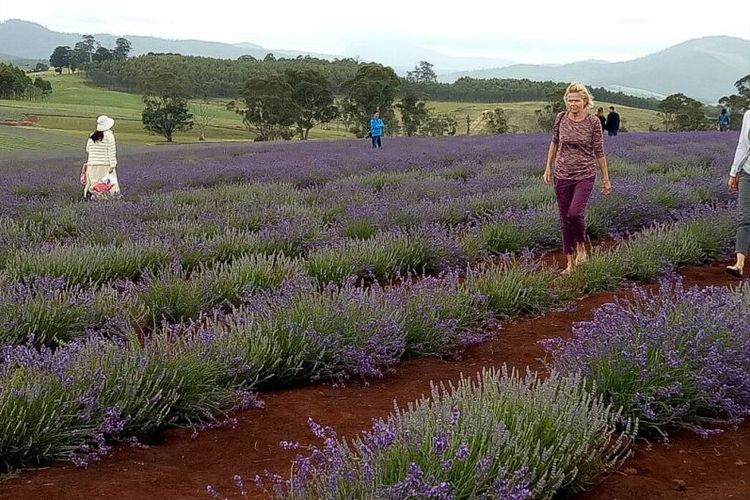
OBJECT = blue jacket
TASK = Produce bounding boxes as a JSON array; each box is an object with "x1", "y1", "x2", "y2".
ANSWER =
[{"x1": 369, "y1": 117, "x2": 384, "y2": 137}]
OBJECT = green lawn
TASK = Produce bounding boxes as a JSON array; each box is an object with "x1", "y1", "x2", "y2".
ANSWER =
[{"x1": 0, "y1": 72, "x2": 662, "y2": 151}]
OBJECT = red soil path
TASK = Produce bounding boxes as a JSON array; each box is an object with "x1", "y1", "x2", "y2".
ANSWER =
[{"x1": 1, "y1": 260, "x2": 748, "y2": 500}]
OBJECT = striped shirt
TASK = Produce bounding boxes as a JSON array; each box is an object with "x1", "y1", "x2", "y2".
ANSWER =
[
  {"x1": 86, "y1": 130, "x2": 117, "y2": 168},
  {"x1": 552, "y1": 112, "x2": 604, "y2": 180}
]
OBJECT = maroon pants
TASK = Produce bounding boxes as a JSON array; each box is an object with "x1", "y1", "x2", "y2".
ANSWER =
[{"x1": 554, "y1": 177, "x2": 595, "y2": 255}]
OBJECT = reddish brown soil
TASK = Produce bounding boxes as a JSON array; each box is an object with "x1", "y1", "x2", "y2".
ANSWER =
[
  {"x1": 1, "y1": 115, "x2": 39, "y2": 127},
  {"x1": 2, "y1": 261, "x2": 748, "y2": 500}
]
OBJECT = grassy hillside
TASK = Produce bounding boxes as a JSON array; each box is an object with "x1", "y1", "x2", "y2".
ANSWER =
[
  {"x1": 429, "y1": 101, "x2": 662, "y2": 134},
  {"x1": 0, "y1": 73, "x2": 663, "y2": 151}
]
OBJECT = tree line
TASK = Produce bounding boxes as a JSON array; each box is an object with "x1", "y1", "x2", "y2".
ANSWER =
[
  {"x1": 50, "y1": 36, "x2": 132, "y2": 74},
  {"x1": 85, "y1": 54, "x2": 662, "y2": 111},
  {"x1": 0, "y1": 63, "x2": 52, "y2": 100}
]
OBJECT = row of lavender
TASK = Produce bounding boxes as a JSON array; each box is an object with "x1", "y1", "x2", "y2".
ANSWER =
[
  {"x1": 241, "y1": 280, "x2": 750, "y2": 500},
  {"x1": 0, "y1": 191, "x2": 729, "y2": 349},
  {"x1": 0, "y1": 132, "x2": 736, "y2": 208},
  {"x1": 0, "y1": 205, "x2": 737, "y2": 473},
  {"x1": 0, "y1": 139, "x2": 734, "y2": 347}
]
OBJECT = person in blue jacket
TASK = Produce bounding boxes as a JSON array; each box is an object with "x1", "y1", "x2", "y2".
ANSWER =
[
  {"x1": 717, "y1": 108, "x2": 731, "y2": 132},
  {"x1": 369, "y1": 111, "x2": 385, "y2": 149}
]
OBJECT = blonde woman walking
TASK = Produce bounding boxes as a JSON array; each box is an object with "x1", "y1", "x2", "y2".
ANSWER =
[{"x1": 543, "y1": 82, "x2": 612, "y2": 274}]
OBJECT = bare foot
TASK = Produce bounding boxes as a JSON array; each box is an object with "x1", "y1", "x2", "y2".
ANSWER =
[
  {"x1": 575, "y1": 253, "x2": 588, "y2": 265},
  {"x1": 561, "y1": 266, "x2": 574, "y2": 276}
]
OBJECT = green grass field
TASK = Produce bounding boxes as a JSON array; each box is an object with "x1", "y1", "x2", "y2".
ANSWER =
[
  {"x1": 0, "y1": 73, "x2": 663, "y2": 151},
  {"x1": 429, "y1": 101, "x2": 662, "y2": 134}
]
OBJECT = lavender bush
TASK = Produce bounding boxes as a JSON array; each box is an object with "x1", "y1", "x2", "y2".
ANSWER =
[
  {"x1": 544, "y1": 280, "x2": 750, "y2": 434},
  {"x1": 253, "y1": 368, "x2": 634, "y2": 499}
]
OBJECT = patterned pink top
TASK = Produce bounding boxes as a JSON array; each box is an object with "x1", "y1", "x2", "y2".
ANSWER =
[{"x1": 552, "y1": 112, "x2": 605, "y2": 180}]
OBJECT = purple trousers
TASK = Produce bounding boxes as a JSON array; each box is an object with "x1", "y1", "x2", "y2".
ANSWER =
[{"x1": 554, "y1": 176, "x2": 595, "y2": 255}]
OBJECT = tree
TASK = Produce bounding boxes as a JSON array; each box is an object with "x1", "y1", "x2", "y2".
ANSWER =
[
  {"x1": 80, "y1": 35, "x2": 97, "y2": 64},
  {"x1": 33, "y1": 77, "x2": 52, "y2": 96},
  {"x1": 0, "y1": 63, "x2": 51, "y2": 100},
  {"x1": 263, "y1": 53, "x2": 276, "y2": 62},
  {"x1": 113, "y1": 38, "x2": 132, "y2": 61},
  {"x1": 140, "y1": 70, "x2": 193, "y2": 142},
  {"x1": 658, "y1": 93, "x2": 710, "y2": 131},
  {"x1": 343, "y1": 63, "x2": 401, "y2": 137},
  {"x1": 396, "y1": 93, "x2": 430, "y2": 136},
  {"x1": 534, "y1": 84, "x2": 566, "y2": 132},
  {"x1": 32, "y1": 62, "x2": 49, "y2": 73},
  {"x1": 239, "y1": 74, "x2": 299, "y2": 141},
  {"x1": 49, "y1": 46, "x2": 72, "y2": 74},
  {"x1": 420, "y1": 113, "x2": 457, "y2": 136},
  {"x1": 193, "y1": 98, "x2": 214, "y2": 141},
  {"x1": 482, "y1": 108, "x2": 509, "y2": 133},
  {"x1": 406, "y1": 61, "x2": 437, "y2": 84},
  {"x1": 93, "y1": 47, "x2": 113, "y2": 63},
  {"x1": 142, "y1": 96, "x2": 194, "y2": 141},
  {"x1": 719, "y1": 74, "x2": 750, "y2": 130},
  {"x1": 466, "y1": 114, "x2": 471, "y2": 135},
  {"x1": 284, "y1": 68, "x2": 338, "y2": 140}
]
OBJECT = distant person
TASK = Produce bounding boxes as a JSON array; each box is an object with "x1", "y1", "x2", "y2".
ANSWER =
[
  {"x1": 369, "y1": 111, "x2": 384, "y2": 149},
  {"x1": 543, "y1": 82, "x2": 612, "y2": 275},
  {"x1": 605, "y1": 106, "x2": 620, "y2": 136},
  {"x1": 717, "y1": 108, "x2": 731, "y2": 132},
  {"x1": 82, "y1": 115, "x2": 120, "y2": 199},
  {"x1": 725, "y1": 109, "x2": 750, "y2": 278},
  {"x1": 595, "y1": 107, "x2": 606, "y2": 131}
]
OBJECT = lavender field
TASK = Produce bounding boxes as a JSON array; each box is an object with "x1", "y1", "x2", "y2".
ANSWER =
[{"x1": 2, "y1": 131, "x2": 749, "y2": 497}]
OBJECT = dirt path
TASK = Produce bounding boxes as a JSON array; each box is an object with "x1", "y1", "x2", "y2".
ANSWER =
[{"x1": 1, "y1": 260, "x2": 748, "y2": 500}]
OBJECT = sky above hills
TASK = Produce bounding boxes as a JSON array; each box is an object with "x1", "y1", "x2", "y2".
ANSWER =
[{"x1": 3, "y1": 0, "x2": 749, "y2": 64}]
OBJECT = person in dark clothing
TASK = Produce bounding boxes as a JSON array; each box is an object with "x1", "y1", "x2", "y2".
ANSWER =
[
  {"x1": 595, "y1": 107, "x2": 606, "y2": 131},
  {"x1": 605, "y1": 106, "x2": 620, "y2": 136},
  {"x1": 718, "y1": 108, "x2": 731, "y2": 132}
]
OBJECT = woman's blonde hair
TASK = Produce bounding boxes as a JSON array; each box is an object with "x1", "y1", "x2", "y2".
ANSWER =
[{"x1": 564, "y1": 82, "x2": 594, "y2": 110}]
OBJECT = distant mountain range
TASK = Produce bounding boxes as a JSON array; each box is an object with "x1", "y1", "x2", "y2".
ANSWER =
[
  {"x1": 438, "y1": 37, "x2": 750, "y2": 103},
  {"x1": 1, "y1": 19, "x2": 748, "y2": 103}
]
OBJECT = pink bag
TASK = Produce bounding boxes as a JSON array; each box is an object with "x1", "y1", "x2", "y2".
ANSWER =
[{"x1": 91, "y1": 175, "x2": 115, "y2": 193}]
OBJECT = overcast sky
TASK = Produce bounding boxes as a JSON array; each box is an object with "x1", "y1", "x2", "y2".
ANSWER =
[{"x1": 3, "y1": 0, "x2": 749, "y2": 63}]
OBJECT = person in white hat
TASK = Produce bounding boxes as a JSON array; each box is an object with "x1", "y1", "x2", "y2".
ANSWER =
[{"x1": 82, "y1": 115, "x2": 120, "y2": 199}]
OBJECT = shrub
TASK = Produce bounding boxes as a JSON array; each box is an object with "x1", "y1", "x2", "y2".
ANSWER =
[
  {"x1": 545, "y1": 281, "x2": 750, "y2": 434},
  {"x1": 260, "y1": 368, "x2": 633, "y2": 499}
]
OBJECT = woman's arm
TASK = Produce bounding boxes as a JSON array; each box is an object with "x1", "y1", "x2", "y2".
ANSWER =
[
  {"x1": 543, "y1": 142, "x2": 557, "y2": 185},
  {"x1": 730, "y1": 110, "x2": 750, "y2": 177},
  {"x1": 597, "y1": 156, "x2": 611, "y2": 194},
  {"x1": 106, "y1": 132, "x2": 118, "y2": 171}
]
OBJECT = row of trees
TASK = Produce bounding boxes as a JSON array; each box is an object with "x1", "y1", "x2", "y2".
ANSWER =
[
  {"x1": 655, "y1": 76, "x2": 750, "y2": 132},
  {"x1": 139, "y1": 60, "x2": 517, "y2": 142},
  {"x1": 84, "y1": 54, "x2": 659, "y2": 111},
  {"x1": 0, "y1": 63, "x2": 52, "y2": 100},
  {"x1": 50, "y1": 36, "x2": 132, "y2": 74}
]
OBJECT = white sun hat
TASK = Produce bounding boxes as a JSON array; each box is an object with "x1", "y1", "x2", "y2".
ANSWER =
[{"x1": 96, "y1": 115, "x2": 115, "y2": 132}]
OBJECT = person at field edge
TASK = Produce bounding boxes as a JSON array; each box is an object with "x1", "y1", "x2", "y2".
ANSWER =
[
  {"x1": 725, "y1": 109, "x2": 750, "y2": 278},
  {"x1": 717, "y1": 108, "x2": 731, "y2": 132},
  {"x1": 595, "y1": 106, "x2": 606, "y2": 131},
  {"x1": 83, "y1": 115, "x2": 120, "y2": 199},
  {"x1": 369, "y1": 110, "x2": 384, "y2": 149},
  {"x1": 605, "y1": 106, "x2": 620, "y2": 136},
  {"x1": 543, "y1": 82, "x2": 612, "y2": 274}
]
